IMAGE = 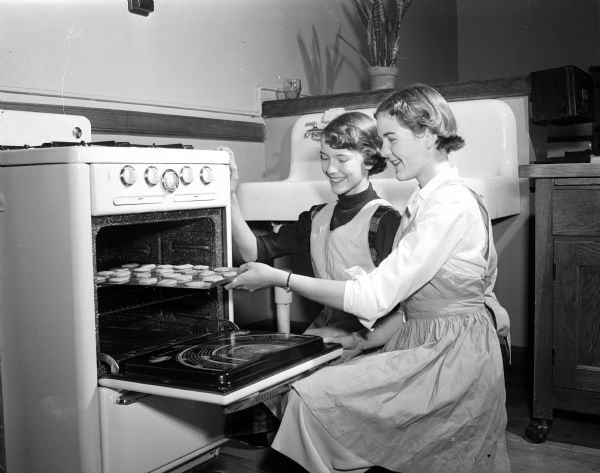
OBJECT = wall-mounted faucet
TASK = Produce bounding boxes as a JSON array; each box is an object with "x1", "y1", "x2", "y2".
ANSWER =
[
  {"x1": 304, "y1": 121, "x2": 322, "y2": 140},
  {"x1": 304, "y1": 108, "x2": 348, "y2": 140}
]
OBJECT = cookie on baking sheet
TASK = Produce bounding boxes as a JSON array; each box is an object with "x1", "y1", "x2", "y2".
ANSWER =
[
  {"x1": 156, "y1": 278, "x2": 177, "y2": 287},
  {"x1": 174, "y1": 274, "x2": 193, "y2": 283},
  {"x1": 184, "y1": 281, "x2": 211, "y2": 289},
  {"x1": 202, "y1": 275, "x2": 225, "y2": 283},
  {"x1": 109, "y1": 276, "x2": 130, "y2": 284},
  {"x1": 138, "y1": 277, "x2": 158, "y2": 285},
  {"x1": 213, "y1": 266, "x2": 238, "y2": 273},
  {"x1": 173, "y1": 264, "x2": 193, "y2": 270}
]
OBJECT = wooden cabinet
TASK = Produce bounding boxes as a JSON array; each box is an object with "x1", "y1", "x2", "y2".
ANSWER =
[{"x1": 520, "y1": 163, "x2": 600, "y2": 443}]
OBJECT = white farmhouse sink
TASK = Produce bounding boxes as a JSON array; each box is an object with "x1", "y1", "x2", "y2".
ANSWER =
[{"x1": 238, "y1": 99, "x2": 520, "y2": 221}]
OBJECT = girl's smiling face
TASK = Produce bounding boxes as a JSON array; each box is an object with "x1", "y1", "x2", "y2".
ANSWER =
[
  {"x1": 319, "y1": 141, "x2": 371, "y2": 196},
  {"x1": 376, "y1": 111, "x2": 434, "y2": 187}
]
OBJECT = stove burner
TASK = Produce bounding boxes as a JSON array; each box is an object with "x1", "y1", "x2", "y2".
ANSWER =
[
  {"x1": 152, "y1": 143, "x2": 194, "y2": 149},
  {"x1": 0, "y1": 145, "x2": 31, "y2": 151},
  {"x1": 40, "y1": 141, "x2": 88, "y2": 148},
  {"x1": 90, "y1": 141, "x2": 193, "y2": 149},
  {"x1": 90, "y1": 140, "x2": 133, "y2": 147}
]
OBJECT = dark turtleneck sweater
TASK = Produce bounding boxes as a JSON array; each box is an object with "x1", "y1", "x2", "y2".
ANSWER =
[{"x1": 256, "y1": 184, "x2": 401, "y2": 266}]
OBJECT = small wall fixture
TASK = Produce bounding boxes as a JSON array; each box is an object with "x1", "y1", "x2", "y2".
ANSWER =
[{"x1": 128, "y1": 0, "x2": 154, "y2": 16}]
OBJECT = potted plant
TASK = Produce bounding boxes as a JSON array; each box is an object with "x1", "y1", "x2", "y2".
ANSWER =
[{"x1": 344, "y1": 0, "x2": 414, "y2": 89}]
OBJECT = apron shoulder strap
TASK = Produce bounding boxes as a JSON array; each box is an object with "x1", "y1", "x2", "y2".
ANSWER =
[{"x1": 368, "y1": 204, "x2": 401, "y2": 266}]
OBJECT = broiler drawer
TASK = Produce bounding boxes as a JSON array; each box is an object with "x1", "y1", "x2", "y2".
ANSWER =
[{"x1": 552, "y1": 187, "x2": 600, "y2": 236}]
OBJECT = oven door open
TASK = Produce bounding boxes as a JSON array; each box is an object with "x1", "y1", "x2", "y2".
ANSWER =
[
  {"x1": 93, "y1": 208, "x2": 343, "y2": 408},
  {"x1": 97, "y1": 329, "x2": 342, "y2": 406}
]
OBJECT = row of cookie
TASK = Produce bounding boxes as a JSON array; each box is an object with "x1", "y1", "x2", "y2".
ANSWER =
[
  {"x1": 95, "y1": 263, "x2": 239, "y2": 288},
  {"x1": 101, "y1": 276, "x2": 220, "y2": 289},
  {"x1": 96, "y1": 264, "x2": 237, "y2": 279},
  {"x1": 96, "y1": 273, "x2": 229, "y2": 288}
]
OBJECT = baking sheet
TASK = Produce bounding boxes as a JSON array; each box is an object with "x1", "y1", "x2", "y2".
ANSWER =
[{"x1": 95, "y1": 263, "x2": 239, "y2": 290}]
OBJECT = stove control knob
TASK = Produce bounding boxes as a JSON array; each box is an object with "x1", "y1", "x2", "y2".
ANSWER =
[
  {"x1": 120, "y1": 165, "x2": 137, "y2": 186},
  {"x1": 161, "y1": 169, "x2": 180, "y2": 193},
  {"x1": 145, "y1": 166, "x2": 160, "y2": 186},
  {"x1": 199, "y1": 166, "x2": 214, "y2": 185},
  {"x1": 180, "y1": 166, "x2": 194, "y2": 185}
]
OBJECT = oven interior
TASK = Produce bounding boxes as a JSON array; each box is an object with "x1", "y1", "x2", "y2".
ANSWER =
[{"x1": 92, "y1": 208, "x2": 230, "y2": 376}]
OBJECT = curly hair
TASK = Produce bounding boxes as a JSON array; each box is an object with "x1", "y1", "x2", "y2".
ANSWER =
[
  {"x1": 375, "y1": 83, "x2": 465, "y2": 153},
  {"x1": 321, "y1": 111, "x2": 387, "y2": 175}
]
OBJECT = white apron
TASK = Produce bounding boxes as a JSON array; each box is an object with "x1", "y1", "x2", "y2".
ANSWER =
[
  {"x1": 306, "y1": 199, "x2": 389, "y2": 336},
  {"x1": 272, "y1": 187, "x2": 510, "y2": 473}
]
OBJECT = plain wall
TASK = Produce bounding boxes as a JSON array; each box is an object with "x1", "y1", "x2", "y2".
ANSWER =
[
  {"x1": 0, "y1": 0, "x2": 457, "y2": 116},
  {"x1": 456, "y1": 0, "x2": 600, "y2": 347},
  {"x1": 457, "y1": 0, "x2": 600, "y2": 82}
]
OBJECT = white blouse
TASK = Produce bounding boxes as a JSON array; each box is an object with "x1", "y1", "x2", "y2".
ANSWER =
[{"x1": 343, "y1": 166, "x2": 491, "y2": 329}]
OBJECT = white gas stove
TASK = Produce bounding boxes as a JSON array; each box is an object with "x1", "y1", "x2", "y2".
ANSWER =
[{"x1": 0, "y1": 110, "x2": 341, "y2": 473}]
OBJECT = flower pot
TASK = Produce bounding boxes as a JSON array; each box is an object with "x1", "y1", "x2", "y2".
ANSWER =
[{"x1": 367, "y1": 66, "x2": 401, "y2": 90}]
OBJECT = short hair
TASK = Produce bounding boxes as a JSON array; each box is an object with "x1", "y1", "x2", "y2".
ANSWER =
[
  {"x1": 375, "y1": 83, "x2": 465, "y2": 153},
  {"x1": 321, "y1": 111, "x2": 387, "y2": 175}
]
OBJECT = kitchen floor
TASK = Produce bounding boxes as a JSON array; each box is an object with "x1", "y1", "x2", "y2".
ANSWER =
[{"x1": 180, "y1": 346, "x2": 600, "y2": 473}]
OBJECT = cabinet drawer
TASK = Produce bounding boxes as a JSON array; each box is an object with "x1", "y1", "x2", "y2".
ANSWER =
[{"x1": 552, "y1": 188, "x2": 600, "y2": 235}]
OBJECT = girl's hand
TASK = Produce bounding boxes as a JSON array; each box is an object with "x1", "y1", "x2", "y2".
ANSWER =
[
  {"x1": 224, "y1": 262, "x2": 285, "y2": 292},
  {"x1": 217, "y1": 146, "x2": 239, "y2": 193},
  {"x1": 323, "y1": 333, "x2": 364, "y2": 363}
]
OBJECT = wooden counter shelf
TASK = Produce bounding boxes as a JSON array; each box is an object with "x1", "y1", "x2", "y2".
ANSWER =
[
  {"x1": 519, "y1": 163, "x2": 600, "y2": 443},
  {"x1": 262, "y1": 75, "x2": 530, "y2": 117}
]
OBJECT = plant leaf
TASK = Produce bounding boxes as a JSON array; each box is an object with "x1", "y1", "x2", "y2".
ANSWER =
[
  {"x1": 338, "y1": 33, "x2": 371, "y2": 67},
  {"x1": 350, "y1": 0, "x2": 413, "y2": 67}
]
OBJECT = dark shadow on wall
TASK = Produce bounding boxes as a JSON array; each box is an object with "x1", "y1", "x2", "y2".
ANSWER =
[
  {"x1": 297, "y1": 26, "x2": 346, "y2": 95},
  {"x1": 338, "y1": 1, "x2": 374, "y2": 90}
]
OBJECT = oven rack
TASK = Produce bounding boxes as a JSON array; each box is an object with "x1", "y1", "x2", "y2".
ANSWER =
[
  {"x1": 95, "y1": 290, "x2": 216, "y2": 317},
  {"x1": 97, "y1": 321, "x2": 217, "y2": 372}
]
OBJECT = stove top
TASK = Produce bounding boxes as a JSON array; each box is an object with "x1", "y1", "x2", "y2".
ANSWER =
[
  {"x1": 0, "y1": 141, "x2": 194, "y2": 151},
  {"x1": 0, "y1": 110, "x2": 231, "y2": 216}
]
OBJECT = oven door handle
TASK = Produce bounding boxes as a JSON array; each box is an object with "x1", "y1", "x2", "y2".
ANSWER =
[{"x1": 114, "y1": 391, "x2": 151, "y2": 405}]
